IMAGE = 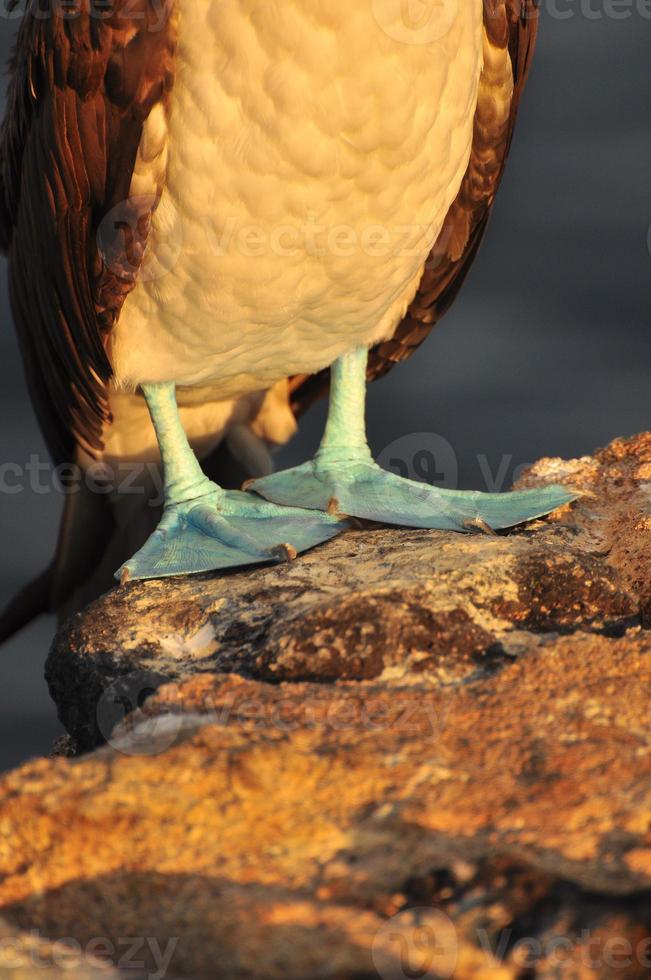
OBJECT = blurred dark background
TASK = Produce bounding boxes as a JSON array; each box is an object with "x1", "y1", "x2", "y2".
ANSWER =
[{"x1": 0, "y1": 9, "x2": 649, "y2": 771}]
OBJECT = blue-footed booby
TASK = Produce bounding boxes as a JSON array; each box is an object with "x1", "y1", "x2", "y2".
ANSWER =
[{"x1": 0, "y1": 0, "x2": 574, "y2": 625}]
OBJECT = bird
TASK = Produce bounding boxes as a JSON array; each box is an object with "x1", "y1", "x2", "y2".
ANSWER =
[{"x1": 0, "y1": 0, "x2": 574, "y2": 636}]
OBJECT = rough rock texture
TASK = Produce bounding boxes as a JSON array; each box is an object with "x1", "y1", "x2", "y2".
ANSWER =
[
  {"x1": 0, "y1": 433, "x2": 648, "y2": 979},
  {"x1": 46, "y1": 433, "x2": 649, "y2": 752}
]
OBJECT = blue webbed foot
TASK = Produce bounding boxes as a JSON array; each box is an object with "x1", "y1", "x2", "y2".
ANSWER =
[
  {"x1": 248, "y1": 457, "x2": 577, "y2": 533},
  {"x1": 117, "y1": 487, "x2": 348, "y2": 582}
]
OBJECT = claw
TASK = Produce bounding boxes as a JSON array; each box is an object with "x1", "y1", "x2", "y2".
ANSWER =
[
  {"x1": 272, "y1": 542, "x2": 299, "y2": 562},
  {"x1": 327, "y1": 497, "x2": 341, "y2": 516},
  {"x1": 463, "y1": 517, "x2": 497, "y2": 536}
]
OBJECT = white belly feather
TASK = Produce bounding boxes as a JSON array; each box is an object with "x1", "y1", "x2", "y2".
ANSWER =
[{"x1": 111, "y1": 0, "x2": 484, "y2": 398}]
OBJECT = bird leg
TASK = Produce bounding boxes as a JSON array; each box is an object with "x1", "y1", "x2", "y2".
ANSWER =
[
  {"x1": 117, "y1": 383, "x2": 347, "y2": 582},
  {"x1": 248, "y1": 348, "x2": 577, "y2": 532}
]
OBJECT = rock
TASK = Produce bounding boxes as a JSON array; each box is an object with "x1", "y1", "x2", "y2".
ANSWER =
[
  {"x1": 46, "y1": 433, "x2": 649, "y2": 751},
  {"x1": 0, "y1": 433, "x2": 648, "y2": 979}
]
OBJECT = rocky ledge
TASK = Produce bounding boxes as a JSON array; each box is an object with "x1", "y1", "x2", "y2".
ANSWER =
[{"x1": 0, "y1": 433, "x2": 648, "y2": 979}]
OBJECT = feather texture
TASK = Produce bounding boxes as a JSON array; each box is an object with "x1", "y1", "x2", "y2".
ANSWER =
[
  {"x1": 0, "y1": 0, "x2": 177, "y2": 464},
  {"x1": 0, "y1": 0, "x2": 538, "y2": 448},
  {"x1": 291, "y1": 0, "x2": 540, "y2": 413}
]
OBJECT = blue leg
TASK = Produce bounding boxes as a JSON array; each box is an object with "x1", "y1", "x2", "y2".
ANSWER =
[
  {"x1": 248, "y1": 348, "x2": 577, "y2": 532},
  {"x1": 117, "y1": 384, "x2": 347, "y2": 582}
]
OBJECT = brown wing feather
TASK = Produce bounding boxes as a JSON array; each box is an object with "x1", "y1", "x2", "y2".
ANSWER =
[
  {"x1": 0, "y1": 0, "x2": 177, "y2": 465},
  {"x1": 291, "y1": 0, "x2": 539, "y2": 414}
]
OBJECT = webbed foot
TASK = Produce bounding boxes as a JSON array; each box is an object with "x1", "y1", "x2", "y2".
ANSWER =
[
  {"x1": 118, "y1": 488, "x2": 347, "y2": 582},
  {"x1": 248, "y1": 457, "x2": 576, "y2": 533}
]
